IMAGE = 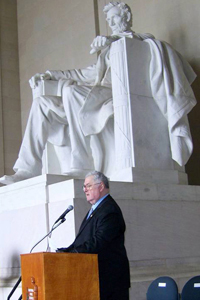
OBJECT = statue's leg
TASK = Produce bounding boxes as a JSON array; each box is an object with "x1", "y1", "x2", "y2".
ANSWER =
[
  {"x1": 0, "y1": 95, "x2": 67, "y2": 184},
  {"x1": 14, "y1": 95, "x2": 67, "y2": 175},
  {"x1": 62, "y1": 85, "x2": 95, "y2": 171},
  {"x1": 91, "y1": 116, "x2": 115, "y2": 177}
]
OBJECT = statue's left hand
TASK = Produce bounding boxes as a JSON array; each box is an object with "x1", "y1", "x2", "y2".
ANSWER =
[
  {"x1": 90, "y1": 35, "x2": 113, "y2": 54},
  {"x1": 29, "y1": 72, "x2": 51, "y2": 89}
]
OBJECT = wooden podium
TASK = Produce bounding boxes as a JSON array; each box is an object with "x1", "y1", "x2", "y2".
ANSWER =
[{"x1": 21, "y1": 252, "x2": 100, "y2": 300}]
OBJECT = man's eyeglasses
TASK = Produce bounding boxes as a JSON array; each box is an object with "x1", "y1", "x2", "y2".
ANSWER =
[{"x1": 82, "y1": 182, "x2": 101, "y2": 191}]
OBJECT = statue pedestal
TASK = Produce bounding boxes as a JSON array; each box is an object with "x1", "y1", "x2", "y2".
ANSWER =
[
  {"x1": 1, "y1": 177, "x2": 200, "y2": 299},
  {"x1": 111, "y1": 166, "x2": 187, "y2": 184}
]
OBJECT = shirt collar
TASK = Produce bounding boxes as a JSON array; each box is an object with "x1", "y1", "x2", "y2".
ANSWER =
[{"x1": 91, "y1": 194, "x2": 109, "y2": 211}]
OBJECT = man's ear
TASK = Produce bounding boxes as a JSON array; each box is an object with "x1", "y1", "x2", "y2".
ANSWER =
[
  {"x1": 126, "y1": 11, "x2": 131, "y2": 22},
  {"x1": 100, "y1": 182, "x2": 104, "y2": 192}
]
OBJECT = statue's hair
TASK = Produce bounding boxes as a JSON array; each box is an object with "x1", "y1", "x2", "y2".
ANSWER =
[
  {"x1": 103, "y1": 2, "x2": 132, "y2": 27},
  {"x1": 85, "y1": 171, "x2": 109, "y2": 189}
]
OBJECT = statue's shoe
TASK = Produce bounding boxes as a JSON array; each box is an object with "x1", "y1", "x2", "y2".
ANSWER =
[{"x1": 0, "y1": 170, "x2": 33, "y2": 185}]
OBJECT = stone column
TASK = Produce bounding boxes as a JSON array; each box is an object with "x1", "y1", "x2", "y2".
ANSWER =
[{"x1": 0, "y1": 0, "x2": 22, "y2": 178}]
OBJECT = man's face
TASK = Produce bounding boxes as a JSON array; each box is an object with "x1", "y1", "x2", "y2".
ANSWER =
[
  {"x1": 106, "y1": 6, "x2": 128, "y2": 34},
  {"x1": 83, "y1": 175, "x2": 102, "y2": 205}
]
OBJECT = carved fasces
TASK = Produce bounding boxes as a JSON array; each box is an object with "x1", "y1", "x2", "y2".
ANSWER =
[{"x1": 110, "y1": 38, "x2": 133, "y2": 170}]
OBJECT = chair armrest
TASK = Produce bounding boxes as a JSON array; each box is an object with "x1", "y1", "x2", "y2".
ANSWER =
[{"x1": 31, "y1": 80, "x2": 58, "y2": 99}]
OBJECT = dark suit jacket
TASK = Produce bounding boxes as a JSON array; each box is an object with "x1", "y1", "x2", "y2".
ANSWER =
[{"x1": 58, "y1": 195, "x2": 130, "y2": 296}]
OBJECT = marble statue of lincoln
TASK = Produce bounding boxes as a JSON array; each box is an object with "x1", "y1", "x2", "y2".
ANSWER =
[{"x1": 0, "y1": 2, "x2": 196, "y2": 185}]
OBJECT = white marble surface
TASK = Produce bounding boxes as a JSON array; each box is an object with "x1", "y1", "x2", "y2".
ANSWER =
[
  {"x1": 0, "y1": 203, "x2": 47, "y2": 279},
  {"x1": 110, "y1": 167, "x2": 188, "y2": 184},
  {"x1": 0, "y1": 174, "x2": 69, "y2": 211}
]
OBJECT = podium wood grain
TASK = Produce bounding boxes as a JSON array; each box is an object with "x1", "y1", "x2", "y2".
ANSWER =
[{"x1": 21, "y1": 252, "x2": 100, "y2": 300}]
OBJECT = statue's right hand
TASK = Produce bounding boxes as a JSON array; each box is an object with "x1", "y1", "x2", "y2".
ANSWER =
[
  {"x1": 90, "y1": 36, "x2": 112, "y2": 54},
  {"x1": 29, "y1": 73, "x2": 51, "y2": 89}
]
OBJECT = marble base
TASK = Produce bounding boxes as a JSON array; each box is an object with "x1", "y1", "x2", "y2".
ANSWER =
[
  {"x1": 110, "y1": 167, "x2": 188, "y2": 184},
  {"x1": 0, "y1": 176, "x2": 200, "y2": 300}
]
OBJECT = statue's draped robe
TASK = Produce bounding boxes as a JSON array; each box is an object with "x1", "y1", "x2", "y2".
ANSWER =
[{"x1": 144, "y1": 39, "x2": 196, "y2": 165}]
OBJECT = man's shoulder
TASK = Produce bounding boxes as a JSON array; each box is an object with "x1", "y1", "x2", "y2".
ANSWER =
[{"x1": 99, "y1": 195, "x2": 122, "y2": 214}]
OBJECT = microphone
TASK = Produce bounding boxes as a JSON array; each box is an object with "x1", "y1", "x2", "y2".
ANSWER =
[{"x1": 54, "y1": 205, "x2": 74, "y2": 224}]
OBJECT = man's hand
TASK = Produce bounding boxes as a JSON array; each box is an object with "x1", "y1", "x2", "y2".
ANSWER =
[
  {"x1": 90, "y1": 35, "x2": 114, "y2": 54},
  {"x1": 29, "y1": 72, "x2": 51, "y2": 89}
]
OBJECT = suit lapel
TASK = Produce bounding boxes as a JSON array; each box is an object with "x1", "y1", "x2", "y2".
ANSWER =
[
  {"x1": 76, "y1": 195, "x2": 110, "y2": 238},
  {"x1": 78, "y1": 213, "x2": 89, "y2": 233}
]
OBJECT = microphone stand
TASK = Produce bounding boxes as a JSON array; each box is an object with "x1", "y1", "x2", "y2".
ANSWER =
[
  {"x1": 7, "y1": 218, "x2": 66, "y2": 300},
  {"x1": 30, "y1": 218, "x2": 66, "y2": 253}
]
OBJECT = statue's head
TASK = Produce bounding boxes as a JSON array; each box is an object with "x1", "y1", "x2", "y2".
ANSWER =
[{"x1": 103, "y1": 2, "x2": 132, "y2": 35}]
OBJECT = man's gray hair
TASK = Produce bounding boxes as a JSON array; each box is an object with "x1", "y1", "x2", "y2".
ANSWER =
[
  {"x1": 85, "y1": 171, "x2": 109, "y2": 189},
  {"x1": 103, "y1": 2, "x2": 132, "y2": 28}
]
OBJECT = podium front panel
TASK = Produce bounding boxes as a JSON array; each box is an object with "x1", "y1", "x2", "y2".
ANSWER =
[{"x1": 21, "y1": 252, "x2": 100, "y2": 300}]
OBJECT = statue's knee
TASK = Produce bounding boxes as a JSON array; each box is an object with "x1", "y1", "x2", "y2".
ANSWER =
[
  {"x1": 32, "y1": 96, "x2": 47, "y2": 110},
  {"x1": 32, "y1": 96, "x2": 40, "y2": 107},
  {"x1": 34, "y1": 95, "x2": 50, "y2": 103}
]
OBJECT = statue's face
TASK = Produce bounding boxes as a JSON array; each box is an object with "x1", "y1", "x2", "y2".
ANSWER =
[{"x1": 106, "y1": 6, "x2": 129, "y2": 34}]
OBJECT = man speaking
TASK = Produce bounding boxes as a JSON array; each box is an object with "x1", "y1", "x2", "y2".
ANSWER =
[{"x1": 57, "y1": 171, "x2": 130, "y2": 300}]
